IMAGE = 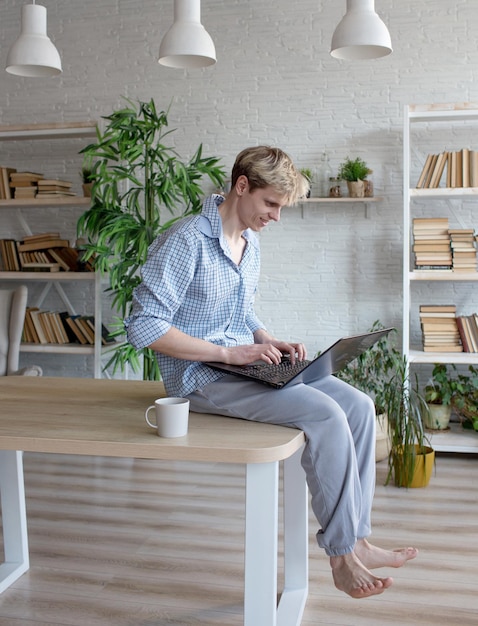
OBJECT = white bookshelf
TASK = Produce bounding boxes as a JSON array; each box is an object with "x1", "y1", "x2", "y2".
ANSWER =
[{"x1": 403, "y1": 103, "x2": 478, "y2": 452}]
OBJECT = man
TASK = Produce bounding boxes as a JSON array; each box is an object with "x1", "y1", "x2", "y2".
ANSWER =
[{"x1": 125, "y1": 145, "x2": 417, "y2": 599}]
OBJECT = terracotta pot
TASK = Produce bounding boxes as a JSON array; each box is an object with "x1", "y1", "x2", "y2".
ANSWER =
[
  {"x1": 82, "y1": 182, "x2": 93, "y2": 197},
  {"x1": 347, "y1": 180, "x2": 365, "y2": 198},
  {"x1": 424, "y1": 403, "x2": 451, "y2": 430}
]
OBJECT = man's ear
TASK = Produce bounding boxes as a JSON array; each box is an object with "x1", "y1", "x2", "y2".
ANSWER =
[{"x1": 235, "y1": 175, "x2": 248, "y2": 196}]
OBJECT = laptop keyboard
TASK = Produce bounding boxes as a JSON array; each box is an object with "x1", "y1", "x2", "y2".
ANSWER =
[{"x1": 245, "y1": 358, "x2": 311, "y2": 382}]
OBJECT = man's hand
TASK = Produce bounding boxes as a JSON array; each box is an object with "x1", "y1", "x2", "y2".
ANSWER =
[{"x1": 220, "y1": 331, "x2": 308, "y2": 366}]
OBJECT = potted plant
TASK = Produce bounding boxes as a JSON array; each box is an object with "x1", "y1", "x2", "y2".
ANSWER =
[
  {"x1": 77, "y1": 97, "x2": 225, "y2": 380},
  {"x1": 299, "y1": 168, "x2": 313, "y2": 198},
  {"x1": 336, "y1": 321, "x2": 401, "y2": 461},
  {"x1": 384, "y1": 356, "x2": 434, "y2": 488},
  {"x1": 80, "y1": 164, "x2": 95, "y2": 197},
  {"x1": 451, "y1": 365, "x2": 478, "y2": 432},
  {"x1": 337, "y1": 156, "x2": 370, "y2": 198},
  {"x1": 423, "y1": 363, "x2": 458, "y2": 430}
]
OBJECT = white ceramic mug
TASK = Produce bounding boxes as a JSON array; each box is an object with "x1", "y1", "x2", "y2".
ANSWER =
[{"x1": 144, "y1": 397, "x2": 190, "y2": 438}]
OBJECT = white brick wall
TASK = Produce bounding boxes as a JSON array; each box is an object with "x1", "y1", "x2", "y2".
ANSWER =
[{"x1": 0, "y1": 0, "x2": 477, "y2": 377}]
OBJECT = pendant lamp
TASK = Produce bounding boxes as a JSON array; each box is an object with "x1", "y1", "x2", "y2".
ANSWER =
[
  {"x1": 6, "y1": 1, "x2": 62, "y2": 77},
  {"x1": 158, "y1": 0, "x2": 216, "y2": 69},
  {"x1": 330, "y1": 0, "x2": 392, "y2": 60}
]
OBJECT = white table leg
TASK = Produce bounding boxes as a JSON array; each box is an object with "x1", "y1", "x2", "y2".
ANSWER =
[
  {"x1": 0, "y1": 450, "x2": 29, "y2": 593},
  {"x1": 244, "y1": 460, "x2": 279, "y2": 626},
  {"x1": 277, "y1": 445, "x2": 309, "y2": 626},
  {"x1": 244, "y1": 447, "x2": 308, "y2": 626}
]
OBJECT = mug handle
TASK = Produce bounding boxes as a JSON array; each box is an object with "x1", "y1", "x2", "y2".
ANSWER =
[{"x1": 145, "y1": 405, "x2": 157, "y2": 428}]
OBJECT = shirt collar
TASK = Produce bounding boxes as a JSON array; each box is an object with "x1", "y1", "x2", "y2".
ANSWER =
[{"x1": 198, "y1": 194, "x2": 259, "y2": 250}]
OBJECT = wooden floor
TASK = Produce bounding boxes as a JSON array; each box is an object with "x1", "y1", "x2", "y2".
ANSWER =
[{"x1": 0, "y1": 451, "x2": 477, "y2": 625}]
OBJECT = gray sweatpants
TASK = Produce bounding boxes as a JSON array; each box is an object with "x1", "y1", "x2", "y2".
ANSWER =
[{"x1": 187, "y1": 374, "x2": 376, "y2": 557}]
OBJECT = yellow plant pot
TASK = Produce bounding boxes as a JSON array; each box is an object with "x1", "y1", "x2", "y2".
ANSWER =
[{"x1": 395, "y1": 445, "x2": 435, "y2": 488}]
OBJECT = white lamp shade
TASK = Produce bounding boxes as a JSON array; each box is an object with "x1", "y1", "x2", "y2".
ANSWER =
[
  {"x1": 6, "y1": 4, "x2": 62, "y2": 77},
  {"x1": 158, "y1": 0, "x2": 216, "y2": 69},
  {"x1": 330, "y1": 0, "x2": 392, "y2": 60}
]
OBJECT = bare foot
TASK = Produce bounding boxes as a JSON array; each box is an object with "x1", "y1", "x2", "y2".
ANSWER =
[
  {"x1": 354, "y1": 538, "x2": 418, "y2": 569},
  {"x1": 330, "y1": 551, "x2": 393, "y2": 599}
]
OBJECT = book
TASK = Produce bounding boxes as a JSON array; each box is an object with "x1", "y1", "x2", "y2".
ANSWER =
[
  {"x1": 22, "y1": 231, "x2": 61, "y2": 243},
  {"x1": 76, "y1": 316, "x2": 95, "y2": 344},
  {"x1": 23, "y1": 307, "x2": 40, "y2": 343},
  {"x1": 0, "y1": 239, "x2": 21, "y2": 270},
  {"x1": 416, "y1": 154, "x2": 434, "y2": 188},
  {"x1": 471, "y1": 150, "x2": 478, "y2": 187},
  {"x1": 64, "y1": 315, "x2": 88, "y2": 344},
  {"x1": 29, "y1": 310, "x2": 49, "y2": 344},
  {"x1": 36, "y1": 191, "x2": 77, "y2": 197},
  {"x1": 0, "y1": 167, "x2": 16, "y2": 199},
  {"x1": 423, "y1": 154, "x2": 438, "y2": 188},
  {"x1": 59, "y1": 312, "x2": 81, "y2": 344},
  {"x1": 420, "y1": 304, "x2": 456, "y2": 313},
  {"x1": 17, "y1": 238, "x2": 70, "y2": 253},
  {"x1": 462, "y1": 148, "x2": 470, "y2": 187},
  {"x1": 428, "y1": 152, "x2": 448, "y2": 188},
  {"x1": 21, "y1": 262, "x2": 61, "y2": 272},
  {"x1": 37, "y1": 179, "x2": 72, "y2": 188}
]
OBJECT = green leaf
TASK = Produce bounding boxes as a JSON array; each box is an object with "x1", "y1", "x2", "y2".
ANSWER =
[{"x1": 77, "y1": 98, "x2": 226, "y2": 380}]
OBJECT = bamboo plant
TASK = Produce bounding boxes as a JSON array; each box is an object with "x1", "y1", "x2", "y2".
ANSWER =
[{"x1": 77, "y1": 98, "x2": 225, "y2": 380}]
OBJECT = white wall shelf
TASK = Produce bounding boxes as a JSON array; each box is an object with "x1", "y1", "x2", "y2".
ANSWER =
[
  {"x1": 298, "y1": 196, "x2": 383, "y2": 218},
  {"x1": 301, "y1": 196, "x2": 383, "y2": 203}
]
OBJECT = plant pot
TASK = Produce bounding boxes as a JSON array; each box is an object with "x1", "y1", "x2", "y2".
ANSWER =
[
  {"x1": 424, "y1": 403, "x2": 451, "y2": 430},
  {"x1": 347, "y1": 180, "x2": 365, "y2": 198},
  {"x1": 82, "y1": 182, "x2": 93, "y2": 197},
  {"x1": 394, "y1": 445, "x2": 435, "y2": 488}
]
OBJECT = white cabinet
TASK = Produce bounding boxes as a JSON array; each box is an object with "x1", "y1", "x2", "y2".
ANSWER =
[
  {"x1": 403, "y1": 103, "x2": 478, "y2": 451},
  {"x1": 0, "y1": 121, "x2": 108, "y2": 379}
]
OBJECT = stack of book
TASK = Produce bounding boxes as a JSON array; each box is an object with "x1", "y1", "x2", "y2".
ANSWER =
[
  {"x1": 9, "y1": 171, "x2": 44, "y2": 198},
  {"x1": 416, "y1": 149, "x2": 478, "y2": 189},
  {"x1": 456, "y1": 314, "x2": 478, "y2": 352},
  {"x1": 449, "y1": 229, "x2": 477, "y2": 272},
  {"x1": 419, "y1": 304, "x2": 463, "y2": 352},
  {"x1": 23, "y1": 308, "x2": 114, "y2": 346},
  {"x1": 36, "y1": 178, "x2": 75, "y2": 198},
  {"x1": 412, "y1": 217, "x2": 452, "y2": 270},
  {"x1": 0, "y1": 232, "x2": 94, "y2": 272}
]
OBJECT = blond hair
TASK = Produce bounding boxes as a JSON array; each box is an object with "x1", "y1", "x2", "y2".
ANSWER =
[{"x1": 231, "y1": 146, "x2": 309, "y2": 206}]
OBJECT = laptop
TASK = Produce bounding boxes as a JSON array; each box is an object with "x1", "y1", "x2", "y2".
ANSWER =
[{"x1": 206, "y1": 327, "x2": 394, "y2": 389}]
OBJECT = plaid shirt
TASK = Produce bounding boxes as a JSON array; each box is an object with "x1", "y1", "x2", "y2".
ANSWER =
[{"x1": 125, "y1": 194, "x2": 265, "y2": 397}]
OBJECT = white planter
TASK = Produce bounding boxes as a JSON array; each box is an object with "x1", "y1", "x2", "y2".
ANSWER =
[{"x1": 424, "y1": 403, "x2": 452, "y2": 430}]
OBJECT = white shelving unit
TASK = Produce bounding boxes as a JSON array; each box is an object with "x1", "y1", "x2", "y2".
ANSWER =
[
  {"x1": 403, "y1": 103, "x2": 478, "y2": 452},
  {"x1": 0, "y1": 121, "x2": 107, "y2": 379}
]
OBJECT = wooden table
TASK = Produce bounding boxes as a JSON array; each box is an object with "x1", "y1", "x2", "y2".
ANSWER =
[{"x1": 0, "y1": 377, "x2": 308, "y2": 626}]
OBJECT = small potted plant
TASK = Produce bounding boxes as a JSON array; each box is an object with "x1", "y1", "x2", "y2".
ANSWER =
[
  {"x1": 299, "y1": 168, "x2": 313, "y2": 198},
  {"x1": 80, "y1": 164, "x2": 95, "y2": 198},
  {"x1": 423, "y1": 363, "x2": 458, "y2": 430},
  {"x1": 451, "y1": 365, "x2": 478, "y2": 432},
  {"x1": 337, "y1": 156, "x2": 370, "y2": 198}
]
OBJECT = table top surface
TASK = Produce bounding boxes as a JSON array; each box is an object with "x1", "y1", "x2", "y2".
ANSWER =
[{"x1": 0, "y1": 377, "x2": 305, "y2": 464}]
